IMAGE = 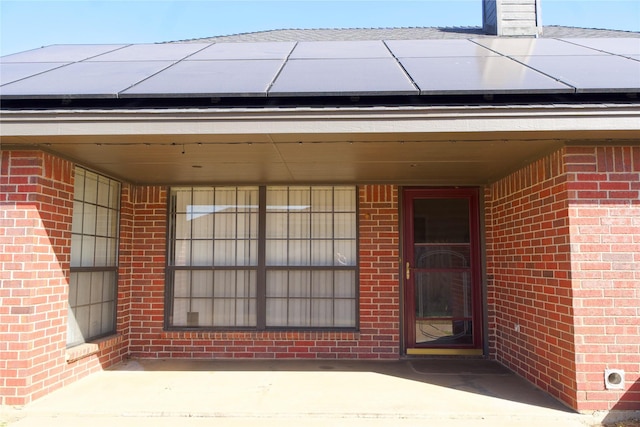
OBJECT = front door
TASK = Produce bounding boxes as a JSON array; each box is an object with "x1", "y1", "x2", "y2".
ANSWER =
[{"x1": 403, "y1": 188, "x2": 483, "y2": 355}]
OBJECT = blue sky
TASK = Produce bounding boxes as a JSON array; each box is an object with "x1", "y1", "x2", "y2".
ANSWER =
[{"x1": 1, "y1": 0, "x2": 639, "y2": 56}]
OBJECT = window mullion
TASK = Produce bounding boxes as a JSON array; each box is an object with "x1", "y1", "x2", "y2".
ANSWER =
[{"x1": 257, "y1": 186, "x2": 267, "y2": 330}]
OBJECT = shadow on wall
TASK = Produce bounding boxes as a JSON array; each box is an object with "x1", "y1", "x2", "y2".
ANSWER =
[{"x1": 601, "y1": 378, "x2": 640, "y2": 425}]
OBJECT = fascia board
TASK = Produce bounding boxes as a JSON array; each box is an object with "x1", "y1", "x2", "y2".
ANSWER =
[{"x1": 1, "y1": 104, "x2": 639, "y2": 138}]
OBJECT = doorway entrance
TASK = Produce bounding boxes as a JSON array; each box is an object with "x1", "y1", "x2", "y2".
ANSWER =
[{"x1": 402, "y1": 188, "x2": 483, "y2": 355}]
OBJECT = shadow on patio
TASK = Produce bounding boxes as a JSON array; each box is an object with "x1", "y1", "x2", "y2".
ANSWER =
[{"x1": 4, "y1": 358, "x2": 602, "y2": 427}]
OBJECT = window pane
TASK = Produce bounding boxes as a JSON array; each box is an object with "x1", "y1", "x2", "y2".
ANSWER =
[
  {"x1": 192, "y1": 271, "x2": 213, "y2": 297},
  {"x1": 174, "y1": 188, "x2": 193, "y2": 213},
  {"x1": 265, "y1": 240, "x2": 287, "y2": 266},
  {"x1": 191, "y1": 299, "x2": 213, "y2": 327},
  {"x1": 90, "y1": 272, "x2": 104, "y2": 304},
  {"x1": 335, "y1": 240, "x2": 356, "y2": 266},
  {"x1": 214, "y1": 270, "x2": 236, "y2": 297},
  {"x1": 266, "y1": 298, "x2": 287, "y2": 326},
  {"x1": 266, "y1": 213, "x2": 287, "y2": 238},
  {"x1": 311, "y1": 213, "x2": 332, "y2": 238},
  {"x1": 266, "y1": 271, "x2": 287, "y2": 297},
  {"x1": 191, "y1": 240, "x2": 213, "y2": 266},
  {"x1": 72, "y1": 201, "x2": 83, "y2": 234},
  {"x1": 70, "y1": 234, "x2": 82, "y2": 267},
  {"x1": 101, "y1": 301, "x2": 115, "y2": 334},
  {"x1": 94, "y1": 237, "x2": 108, "y2": 266},
  {"x1": 97, "y1": 176, "x2": 111, "y2": 207},
  {"x1": 289, "y1": 271, "x2": 310, "y2": 297},
  {"x1": 174, "y1": 271, "x2": 190, "y2": 297},
  {"x1": 334, "y1": 299, "x2": 356, "y2": 327},
  {"x1": 173, "y1": 240, "x2": 191, "y2": 266},
  {"x1": 69, "y1": 273, "x2": 79, "y2": 306},
  {"x1": 82, "y1": 203, "x2": 96, "y2": 235},
  {"x1": 214, "y1": 213, "x2": 236, "y2": 238},
  {"x1": 335, "y1": 213, "x2": 356, "y2": 238},
  {"x1": 236, "y1": 239, "x2": 257, "y2": 266},
  {"x1": 74, "y1": 169, "x2": 85, "y2": 200},
  {"x1": 288, "y1": 240, "x2": 310, "y2": 266},
  {"x1": 311, "y1": 187, "x2": 333, "y2": 212},
  {"x1": 193, "y1": 213, "x2": 214, "y2": 239},
  {"x1": 312, "y1": 271, "x2": 333, "y2": 297},
  {"x1": 311, "y1": 240, "x2": 333, "y2": 266},
  {"x1": 335, "y1": 187, "x2": 356, "y2": 212},
  {"x1": 83, "y1": 172, "x2": 98, "y2": 204},
  {"x1": 289, "y1": 213, "x2": 310, "y2": 238},
  {"x1": 174, "y1": 214, "x2": 191, "y2": 239},
  {"x1": 213, "y1": 240, "x2": 235, "y2": 265},
  {"x1": 172, "y1": 298, "x2": 189, "y2": 326},
  {"x1": 289, "y1": 299, "x2": 310, "y2": 326},
  {"x1": 335, "y1": 271, "x2": 356, "y2": 298},
  {"x1": 311, "y1": 299, "x2": 333, "y2": 326}
]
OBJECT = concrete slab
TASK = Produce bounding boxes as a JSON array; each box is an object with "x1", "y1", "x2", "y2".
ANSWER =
[{"x1": 0, "y1": 359, "x2": 611, "y2": 426}]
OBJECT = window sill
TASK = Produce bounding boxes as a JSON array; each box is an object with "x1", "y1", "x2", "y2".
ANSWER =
[{"x1": 66, "y1": 334, "x2": 123, "y2": 363}]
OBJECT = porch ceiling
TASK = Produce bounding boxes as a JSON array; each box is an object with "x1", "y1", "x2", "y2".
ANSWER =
[{"x1": 2, "y1": 105, "x2": 639, "y2": 185}]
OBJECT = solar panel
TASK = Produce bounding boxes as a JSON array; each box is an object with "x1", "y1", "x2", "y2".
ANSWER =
[
  {"x1": 399, "y1": 56, "x2": 574, "y2": 94},
  {"x1": 562, "y1": 38, "x2": 640, "y2": 56},
  {"x1": 122, "y1": 60, "x2": 285, "y2": 97},
  {"x1": 268, "y1": 58, "x2": 417, "y2": 96},
  {"x1": 188, "y1": 42, "x2": 296, "y2": 60},
  {"x1": 87, "y1": 43, "x2": 212, "y2": 61},
  {"x1": 0, "y1": 63, "x2": 67, "y2": 86},
  {"x1": 0, "y1": 44, "x2": 127, "y2": 63},
  {"x1": 474, "y1": 38, "x2": 608, "y2": 56},
  {"x1": 514, "y1": 55, "x2": 640, "y2": 92},
  {"x1": 289, "y1": 41, "x2": 392, "y2": 59},
  {"x1": 385, "y1": 39, "x2": 499, "y2": 58},
  {"x1": 0, "y1": 61, "x2": 173, "y2": 98}
]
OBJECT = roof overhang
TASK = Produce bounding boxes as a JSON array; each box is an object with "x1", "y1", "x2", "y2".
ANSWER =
[{"x1": 2, "y1": 103, "x2": 639, "y2": 185}]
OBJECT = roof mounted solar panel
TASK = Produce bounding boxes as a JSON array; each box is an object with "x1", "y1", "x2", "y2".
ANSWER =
[
  {"x1": 0, "y1": 44, "x2": 128, "y2": 63},
  {"x1": 0, "y1": 61, "x2": 173, "y2": 98},
  {"x1": 122, "y1": 59, "x2": 285, "y2": 97},
  {"x1": 399, "y1": 56, "x2": 574, "y2": 94},
  {"x1": 187, "y1": 42, "x2": 296, "y2": 60},
  {"x1": 268, "y1": 58, "x2": 417, "y2": 96},
  {"x1": 87, "y1": 43, "x2": 212, "y2": 61},
  {"x1": 0, "y1": 63, "x2": 68, "y2": 86},
  {"x1": 562, "y1": 38, "x2": 640, "y2": 57},
  {"x1": 473, "y1": 38, "x2": 608, "y2": 56},
  {"x1": 385, "y1": 39, "x2": 499, "y2": 58},
  {"x1": 514, "y1": 55, "x2": 640, "y2": 93},
  {"x1": 289, "y1": 41, "x2": 392, "y2": 59}
]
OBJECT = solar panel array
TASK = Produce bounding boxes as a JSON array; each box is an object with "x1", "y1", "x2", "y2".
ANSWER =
[{"x1": 1, "y1": 38, "x2": 639, "y2": 99}]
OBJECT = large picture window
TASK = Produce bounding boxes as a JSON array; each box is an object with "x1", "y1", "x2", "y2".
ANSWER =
[
  {"x1": 167, "y1": 186, "x2": 358, "y2": 329},
  {"x1": 67, "y1": 168, "x2": 120, "y2": 347}
]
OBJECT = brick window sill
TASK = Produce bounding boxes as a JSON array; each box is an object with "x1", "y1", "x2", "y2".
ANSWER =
[{"x1": 66, "y1": 334, "x2": 123, "y2": 363}]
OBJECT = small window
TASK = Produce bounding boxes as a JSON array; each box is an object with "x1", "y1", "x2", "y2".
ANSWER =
[
  {"x1": 167, "y1": 186, "x2": 358, "y2": 329},
  {"x1": 67, "y1": 168, "x2": 120, "y2": 347}
]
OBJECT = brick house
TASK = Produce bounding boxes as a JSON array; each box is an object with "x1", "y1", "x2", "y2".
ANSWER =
[{"x1": 1, "y1": 0, "x2": 639, "y2": 413}]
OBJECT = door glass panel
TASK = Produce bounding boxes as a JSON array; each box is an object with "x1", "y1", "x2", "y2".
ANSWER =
[
  {"x1": 415, "y1": 245, "x2": 470, "y2": 269},
  {"x1": 407, "y1": 192, "x2": 477, "y2": 349},
  {"x1": 413, "y1": 198, "x2": 469, "y2": 243}
]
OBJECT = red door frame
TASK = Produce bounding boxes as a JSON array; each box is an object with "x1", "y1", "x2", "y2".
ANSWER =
[{"x1": 402, "y1": 187, "x2": 483, "y2": 351}]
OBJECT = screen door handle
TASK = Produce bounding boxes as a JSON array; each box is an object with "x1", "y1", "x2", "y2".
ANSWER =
[{"x1": 406, "y1": 262, "x2": 411, "y2": 280}]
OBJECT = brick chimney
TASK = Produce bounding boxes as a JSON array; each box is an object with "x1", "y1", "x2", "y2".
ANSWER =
[{"x1": 483, "y1": 0, "x2": 542, "y2": 37}]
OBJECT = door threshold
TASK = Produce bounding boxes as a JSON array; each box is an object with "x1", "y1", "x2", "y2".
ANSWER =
[{"x1": 407, "y1": 348, "x2": 483, "y2": 356}]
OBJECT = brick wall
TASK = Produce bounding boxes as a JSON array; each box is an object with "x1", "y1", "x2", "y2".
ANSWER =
[
  {"x1": 129, "y1": 184, "x2": 401, "y2": 359},
  {"x1": 0, "y1": 151, "x2": 127, "y2": 405},
  {"x1": 566, "y1": 146, "x2": 640, "y2": 411},
  {"x1": 486, "y1": 149, "x2": 578, "y2": 408}
]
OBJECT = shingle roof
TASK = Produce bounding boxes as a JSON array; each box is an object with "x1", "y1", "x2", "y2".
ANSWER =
[{"x1": 178, "y1": 26, "x2": 639, "y2": 43}]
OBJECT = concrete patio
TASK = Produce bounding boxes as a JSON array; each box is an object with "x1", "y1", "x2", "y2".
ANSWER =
[{"x1": 0, "y1": 359, "x2": 627, "y2": 426}]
